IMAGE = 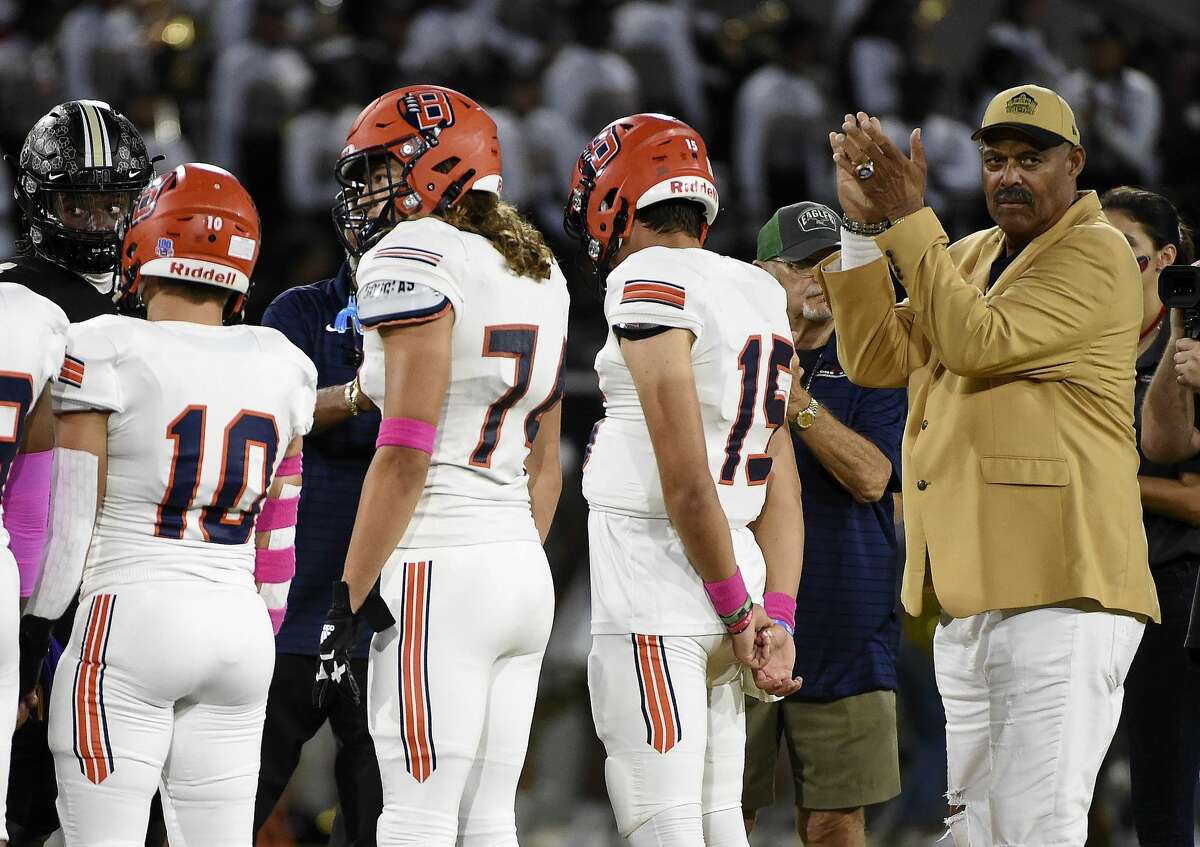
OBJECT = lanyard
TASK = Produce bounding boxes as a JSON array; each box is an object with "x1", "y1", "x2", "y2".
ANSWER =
[{"x1": 804, "y1": 349, "x2": 824, "y2": 391}]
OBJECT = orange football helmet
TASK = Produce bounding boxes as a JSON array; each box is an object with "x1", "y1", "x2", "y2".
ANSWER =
[
  {"x1": 119, "y1": 163, "x2": 261, "y2": 322},
  {"x1": 332, "y1": 85, "x2": 502, "y2": 256},
  {"x1": 563, "y1": 113, "x2": 719, "y2": 277}
]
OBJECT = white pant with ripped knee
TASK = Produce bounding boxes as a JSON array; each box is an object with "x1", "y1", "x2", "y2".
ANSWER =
[{"x1": 935, "y1": 606, "x2": 1144, "y2": 847}]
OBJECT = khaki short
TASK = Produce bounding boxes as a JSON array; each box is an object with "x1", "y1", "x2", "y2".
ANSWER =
[{"x1": 742, "y1": 690, "x2": 901, "y2": 813}]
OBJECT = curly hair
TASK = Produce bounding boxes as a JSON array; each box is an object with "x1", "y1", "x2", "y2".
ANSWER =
[{"x1": 441, "y1": 191, "x2": 554, "y2": 280}]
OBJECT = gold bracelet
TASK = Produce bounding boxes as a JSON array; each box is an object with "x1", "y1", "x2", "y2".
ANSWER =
[{"x1": 344, "y1": 380, "x2": 360, "y2": 416}]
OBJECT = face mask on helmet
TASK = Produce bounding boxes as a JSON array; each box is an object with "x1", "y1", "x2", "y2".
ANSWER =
[
  {"x1": 47, "y1": 190, "x2": 137, "y2": 235},
  {"x1": 332, "y1": 139, "x2": 429, "y2": 257},
  {"x1": 563, "y1": 167, "x2": 630, "y2": 297}
]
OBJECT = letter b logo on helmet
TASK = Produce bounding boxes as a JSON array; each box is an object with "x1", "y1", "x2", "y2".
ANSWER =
[
  {"x1": 582, "y1": 126, "x2": 621, "y2": 176},
  {"x1": 402, "y1": 90, "x2": 456, "y2": 132}
]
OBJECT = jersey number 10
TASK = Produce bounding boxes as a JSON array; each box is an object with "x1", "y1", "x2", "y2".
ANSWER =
[{"x1": 155, "y1": 406, "x2": 280, "y2": 545}]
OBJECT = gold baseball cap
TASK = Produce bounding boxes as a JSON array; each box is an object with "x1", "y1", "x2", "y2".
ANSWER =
[{"x1": 972, "y1": 84, "x2": 1080, "y2": 149}]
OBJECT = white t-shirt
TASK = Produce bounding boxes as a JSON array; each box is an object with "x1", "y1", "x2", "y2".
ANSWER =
[
  {"x1": 0, "y1": 284, "x2": 69, "y2": 561},
  {"x1": 355, "y1": 216, "x2": 570, "y2": 549},
  {"x1": 584, "y1": 246, "x2": 794, "y2": 635},
  {"x1": 52, "y1": 316, "x2": 316, "y2": 594}
]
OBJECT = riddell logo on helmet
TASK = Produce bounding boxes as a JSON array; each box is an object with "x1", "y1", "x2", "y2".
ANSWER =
[
  {"x1": 168, "y1": 260, "x2": 236, "y2": 285},
  {"x1": 669, "y1": 179, "x2": 715, "y2": 199}
]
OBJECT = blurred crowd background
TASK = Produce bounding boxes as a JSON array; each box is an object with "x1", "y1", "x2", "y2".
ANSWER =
[{"x1": 2, "y1": 0, "x2": 1198, "y2": 844}]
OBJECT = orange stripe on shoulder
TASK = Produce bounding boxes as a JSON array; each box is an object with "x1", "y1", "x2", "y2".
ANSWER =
[{"x1": 620, "y1": 279, "x2": 687, "y2": 310}]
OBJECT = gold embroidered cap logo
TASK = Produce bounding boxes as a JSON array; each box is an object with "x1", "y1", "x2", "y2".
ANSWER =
[{"x1": 1005, "y1": 91, "x2": 1038, "y2": 115}]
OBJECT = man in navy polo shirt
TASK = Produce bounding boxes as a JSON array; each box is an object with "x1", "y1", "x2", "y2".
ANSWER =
[
  {"x1": 253, "y1": 256, "x2": 383, "y2": 844},
  {"x1": 742, "y1": 202, "x2": 906, "y2": 847}
]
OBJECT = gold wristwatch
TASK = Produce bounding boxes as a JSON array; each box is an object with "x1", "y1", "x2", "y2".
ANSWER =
[
  {"x1": 344, "y1": 379, "x2": 361, "y2": 416},
  {"x1": 794, "y1": 396, "x2": 819, "y2": 430}
]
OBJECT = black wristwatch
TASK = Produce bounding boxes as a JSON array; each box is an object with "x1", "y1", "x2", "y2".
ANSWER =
[{"x1": 842, "y1": 218, "x2": 892, "y2": 236}]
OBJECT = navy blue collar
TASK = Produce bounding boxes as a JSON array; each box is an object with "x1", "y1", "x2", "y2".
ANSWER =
[
  {"x1": 795, "y1": 328, "x2": 838, "y2": 361},
  {"x1": 331, "y1": 260, "x2": 355, "y2": 302}
]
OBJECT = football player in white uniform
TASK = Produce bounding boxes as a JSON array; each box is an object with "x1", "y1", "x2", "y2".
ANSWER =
[
  {"x1": 18, "y1": 163, "x2": 317, "y2": 845},
  {"x1": 311, "y1": 85, "x2": 567, "y2": 847},
  {"x1": 563, "y1": 114, "x2": 805, "y2": 846},
  {"x1": 0, "y1": 285, "x2": 68, "y2": 842}
]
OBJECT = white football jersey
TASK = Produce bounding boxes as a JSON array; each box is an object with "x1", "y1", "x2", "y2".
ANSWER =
[
  {"x1": 585, "y1": 246, "x2": 793, "y2": 524},
  {"x1": 51, "y1": 316, "x2": 317, "y2": 594},
  {"x1": 0, "y1": 284, "x2": 69, "y2": 562},
  {"x1": 584, "y1": 246, "x2": 793, "y2": 635},
  {"x1": 356, "y1": 216, "x2": 570, "y2": 548}
]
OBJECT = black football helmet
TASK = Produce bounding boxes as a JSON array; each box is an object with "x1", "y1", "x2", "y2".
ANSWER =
[{"x1": 14, "y1": 100, "x2": 154, "y2": 275}]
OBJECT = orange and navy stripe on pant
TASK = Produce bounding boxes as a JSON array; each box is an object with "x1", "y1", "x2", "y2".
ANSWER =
[
  {"x1": 632, "y1": 634, "x2": 682, "y2": 754},
  {"x1": 398, "y1": 560, "x2": 436, "y2": 782},
  {"x1": 72, "y1": 594, "x2": 116, "y2": 784}
]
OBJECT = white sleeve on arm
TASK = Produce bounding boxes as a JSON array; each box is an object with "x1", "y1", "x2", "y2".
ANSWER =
[
  {"x1": 289, "y1": 351, "x2": 318, "y2": 440},
  {"x1": 24, "y1": 448, "x2": 98, "y2": 620},
  {"x1": 257, "y1": 480, "x2": 301, "y2": 628},
  {"x1": 51, "y1": 321, "x2": 124, "y2": 415},
  {"x1": 356, "y1": 220, "x2": 467, "y2": 329},
  {"x1": 840, "y1": 228, "x2": 884, "y2": 270},
  {"x1": 605, "y1": 252, "x2": 704, "y2": 337}
]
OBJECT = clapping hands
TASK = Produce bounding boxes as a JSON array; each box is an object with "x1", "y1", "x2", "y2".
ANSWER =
[{"x1": 829, "y1": 111, "x2": 927, "y2": 224}]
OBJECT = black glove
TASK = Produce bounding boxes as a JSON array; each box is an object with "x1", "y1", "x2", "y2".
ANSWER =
[
  {"x1": 313, "y1": 581, "x2": 395, "y2": 709},
  {"x1": 314, "y1": 581, "x2": 363, "y2": 708},
  {"x1": 18, "y1": 615, "x2": 55, "y2": 700}
]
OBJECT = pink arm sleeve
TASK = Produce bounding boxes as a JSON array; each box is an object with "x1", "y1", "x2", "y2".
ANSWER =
[{"x1": 2, "y1": 450, "x2": 54, "y2": 598}]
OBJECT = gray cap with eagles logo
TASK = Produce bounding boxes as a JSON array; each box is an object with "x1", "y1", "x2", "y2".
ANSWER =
[{"x1": 756, "y1": 201, "x2": 842, "y2": 263}]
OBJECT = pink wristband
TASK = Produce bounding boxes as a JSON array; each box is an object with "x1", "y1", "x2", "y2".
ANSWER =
[
  {"x1": 3, "y1": 450, "x2": 53, "y2": 598},
  {"x1": 376, "y1": 417, "x2": 436, "y2": 454},
  {"x1": 257, "y1": 496, "x2": 299, "y2": 532},
  {"x1": 255, "y1": 546, "x2": 296, "y2": 583},
  {"x1": 277, "y1": 454, "x2": 303, "y2": 478},
  {"x1": 764, "y1": 591, "x2": 796, "y2": 631},
  {"x1": 703, "y1": 568, "x2": 750, "y2": 618},
  {"x1": 267, "y1": 605, "x2": 287, "y2": 634}
]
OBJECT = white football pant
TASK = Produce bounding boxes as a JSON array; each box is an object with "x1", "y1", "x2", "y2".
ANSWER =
[
  {"x1": 588, "y1": 633, "x2": 749, "y2": 847},
  {"x1": 0, "y1": 561, "x2": 17, "y2": 841},
  {"x1": 368, "y1": 540, "x2": 554, "y2": 846},
  {"x1": 48, "y1": 581, "x2": 275, "y2": 846}
]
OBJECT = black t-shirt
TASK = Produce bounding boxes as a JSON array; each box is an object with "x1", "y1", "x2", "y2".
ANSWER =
[
  {"x1": 987, "y1": 247, "x2": 1022, "y2": 291},
  {"x1": 1135, "y1": 324, "x2": 1200, "y2": 568},
  {"x1": 0, "y1": 252, "x2": 117, "y2": 322}
]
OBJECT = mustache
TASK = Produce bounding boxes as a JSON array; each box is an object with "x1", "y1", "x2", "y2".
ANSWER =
[{"x1": 994, "y1": 187, "x2": 1033, "y2": 205}]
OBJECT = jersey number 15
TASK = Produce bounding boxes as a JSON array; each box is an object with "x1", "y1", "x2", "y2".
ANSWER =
[{"x1": 720, "y1": 334, "x2": 792, "y2": 486}]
